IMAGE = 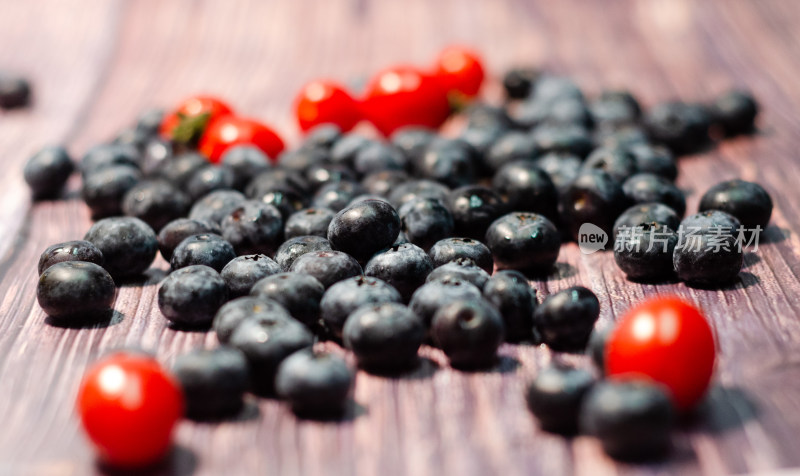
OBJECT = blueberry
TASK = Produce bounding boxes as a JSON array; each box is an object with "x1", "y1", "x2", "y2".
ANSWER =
[
  {"x1": 596, "y1": 125, "x2": 650, "y2": 150},
  {"x1": 431, "y1": 299, "x2": 505, "y2": 369},
  {"x1": 157, "y1": 218, "x2": 221, "y2": 262},
  {"x1": 364, "y1": 243, "x2": 434, "y2": 302},
  {"x1": 250, "y1": 272, "x2": 325, "y2": 327},
  {"x1": 459, "y1": 126, "x2": 505, "y2": 163},
  {"x1": 221, "y1": 254, "x2": 281, "y2": 297},
  {"x1": 361, "y1": 170, "x2": 411, "y2": 198},
  {"x1": 80, "y1": 144, "x2": 140, "y2": 178},
  {"x1": 38, "y1": 240, "x2": 104, "y2": 275},
  {"x1": 409, "y1": 278, "x2": 483, "y2": 328},
  {"x1": 319, "y1": 276, "x2": 403, "y2": 338},
  {"x1": 0, "y1": 74, "x2": 31, "y2": 109},
  {"x1": 428, "y1": 237, "x2": 494, "y2": 274},
  {"x1": 220, "y1": 201, "x2": 284, "y2": 256},
  {"x1": 304, "y1": 163, "x2": 357, "y2": 191},
  {"x1": 173, "y1": 347, "x2": 249, "y2": 420},
  {"x1": 492, "y1": 161, "x2": 559, "y2": 220},
  {"x1": 213, "y1": 296, "x2": 293, "y2": 343},
  {"x1": 257, "y1": 187, "x2": 307, "y2": 220},
  {"x1": 188, "y1": 189, "x2": 246, "y2": 226},
  {"x1": 312, "y1": 180, "x2": 366, "y2": 212},
  {"x1": 517, "y1": 97, "x2": 591, "y2": 129},
  {"x1": 561, "y1": 170, "x2": 630, "y2": 241},
  {"x1": 485, "y1": 131, "x2": 539, "y2": 173},
  {"x1": 229, "y1": 315, "x2": 314, "y2": 395},
  {"x1": 483, "y1": 270, "x2": 537, "y2": 342},
  {"x1": 580, "y1": 381, "x2": 675, "y2": 460},
  {"x1": 533, "y1": 152, "x2": 582, "y2": 193},
  {"x1": 582, "y1": 146, "x2": 639, "y2": 183},
  {"x1": 426, "y1": 257, "x2": 490, "y2": 290},
  {"x1": 397, "y1": 198, "x2": 454, "y2": 252},
  {"x1": 627, "y1": 143, "x2": 677, "y2": 181},
  {"x1": 589, "y1": 90, "x2": 641, "y2": 127},
  {"x1": 710, "y1": 90, "x2": 758, "y2": 136},
  {"x1": 614, "y1": 203, "x2": 681, "y2": 240},
  {"x1": 463, "y1": 103, "x2": 516, "y2": 131},
  {"x1": 622, "y1": 173, "x2": 686, "y2": 216},
  {"x1": 698, "y1": 179, "x2": 772, "y2": 233},
  {"x1": 278, "y1": 147, "x2": 328, "y2": 173},
  {"x1": 614, "y1": 223, "x2": 678, "y2": 281},
  {"x1": 390, "y1": 127, "x2": 436, "y2": 165},
  {"x1": 289, "y1": 250, "x2": 362, "y2": 288},
  {"x1": 526, "y1": 364, "x2": 595, "y2": 434},
  {"x1": 171, "y1": 234, "x2": 236, "y2": 272},
  {"x1": 327, "y1": 199, "x2": 400, "y2": 263},
  {"x1": 84, "y1": 217, "x2": 158, "y2": 279},
  {"x1": 673, "y1": 232, "x2": 743, "y2": 286},
  {"x1": 446, "y1": 185, "x2": 506, "y2": 240},
  {"x1": 353, "y1": 142, "x2": 407, "y2": 177},
  {"x1": 679, "y1": 210, "x2": 741, "y2": 236},
  {"x1": 532, "y1": 75, "x2": 584, "y2": 103},
  {"x1": 644, "y1": 101, "x2": 711, "y2": 154},
  {"x1": 185, "y1": 164, "x2": 235, "y2": 200},
  {"x1": 586, "y1": 327, "x2": 612, "y2": 374},
  {"x1": 246, "y1": 169, "x2": 308, "y2": 199},
  {"x1": 158, "y1": 265, "x2": 228, "y2": 327},
  {"x1": 154, "y1": 152, "x2": 208, "y2": 188},
  {"x1": 485, "y1": 212, "x2": 561, "y2": 274},
  {"x1": 37, "y1": 261, "x2": 115, "y2": 323},
  {"x1": 121, "y1": 180, "x2": 191, "y2": 231},
  {"x1": 416, "y1": 138, "x2": 476, "y2": 188},
  {"x1": 388, "y1": 179, "x2": 450, "y2": 210},
  {"x1": 533, "y1": 286, "x2": 600, "y2": 352},
  {"x1": 273, "y1": 235, "x2": 333, "y2": 271},
  {"x1": 23, "y1": 146, "x2": 74, "y2": 199},
  {"x1": 285, "y1": 208, "x2": 336, "y2": 239},
  {"x1": 531, "y1": 124, "x2": 593, "y2": 158},
  {"x1": 276, "y1": 349, "x2": 353, "y2": 417},
  {"x1": 140, "y1": 138, "x2": 173, "y2": 176},
  {"x1": 135, "y1": 108, "x2": 165, "y2": 137},
  {"x1": 343, "y1": 302, "x2": 424, "y2": 372},
  {"x1": 81, "y1": 165, "x2": 142, "y2": 218},
  {"x1": 330, "y1": 134, "x2": 374, "y2": 169},
  {"x1": 302, "y1": 124, "x2": 343, "y2": 150},
  {"x1": 502, "y1": 67, "x2": 539, "y2": 99},
  {"x1": 221, "y1": 145, "x2": 272, "y2": 190}
]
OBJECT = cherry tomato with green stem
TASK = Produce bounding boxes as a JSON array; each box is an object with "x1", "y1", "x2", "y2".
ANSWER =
[{"x1": 295, "y1": 80, "x2": 362, "y2": 133}]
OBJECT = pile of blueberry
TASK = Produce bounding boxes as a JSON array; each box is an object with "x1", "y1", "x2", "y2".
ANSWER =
[{"x1": 24, "y1": 47, "x2": 774, "y2": 467}]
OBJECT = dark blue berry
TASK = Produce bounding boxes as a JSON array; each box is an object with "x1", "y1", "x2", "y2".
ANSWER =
[
  {"x1": 154, "y1": 152, "x2": 207, "y2": 188},
  {"x1": 158, "y1": 265, "x2": 228, "y2": 327},
  {"x1": 320, "y1": 276, "x2": 403, "y2": 338},
  {"x1": 121, "y1": 180, "x2": 191, "y2": 232},
  {"x1": 84, "y1": 217, "x2": 158, "y2": 279},
  {"x1": 213, "y1": 296, "x2": 292, "y2": 343},
  {"x1": 353, "y1": 142, "x2": 407, "y2": 177},
  {"x1": 492, "y1": 161, "x2": 559, "y2": 220},
  {"x1": 170, "y1": 234, "x2": 236, "y2": 272},
  {"x1": 388, "y1": 179, "x2": 450, "y2": 210},
  {"x1": 409, "y1": 278, "x2": 483, "y2": 328},
  {"x1": 582, "y1": 146, "x2": 639, "y2": 183},
  {"x1": 329, "y1": 134, "x2": 374, "y2": 169},
  {"x1": 531, "y1": 124, "x2": 593, "y2": 158},
  {"x1": 173, "y1": 347, "x2": 249, "y2": 420},
  {"x1": 502, "y1": 67, "x2": 539, "y2": 99},
  {"x1": 428, "y1": 237, "x2": 494, "y2": 274},
  {"x1": 485, "y1": 131, "x2": 539, "y2": 173},
  {"x1": 627, "y1": 144, "x2": 677, "y2": 181},
  {"x1": 221, "y1": 201, "x2": 284, "y2": 256},
  {"x1": 533, "y1": 286, "x2": 600, "y2": 352},
  {"x1": 644, "y1": 101, "x2": 711, "y2": 154},
  {"x1": 276, "y1": 349, "x2": 354, "y2": 418},
  {"x1": 37, "y1": 261, "x2": 115, "y2": 324},
  {"x1": 397, "y1": 198, "x2": 454, "y2": 252},
  {"x1": 587, "y1": 326, "x2": 612, "y2": 374},
  {"x1": 526, "y1": 364, "x2": 595, "y2": 434},
  {"x1": 431, "y1": 299, "x2": 505, "y2": 369},
  {"x1": 482, "y1": 270, "x2": 537, "y2": 342},
  {"x1": 302, "y1": 124, "x2": 343, "y2": 150},
  {"x1": 533, "y1": 152, "x2": 582, "y2": 193},
  {"x1": 343, "y1": 302, "x2": 424, "y2": 372},
  {"x1": 278, "y1": 147, "x2": 328, "y2": 173},
  {"x1": 38, "y1": 240, "x2": 103, "y2": 275},
  {"x1": 273, "y1": 235, "x2": 333, "y2": 271},
  {"x1": 23, "y1": 146, "x2": 74, "y2": 199},
  {"x1": 710, "y1": 90, "x2": 758, "y2": 136},
  {"x1": 312, "y1": 180, "x2": 366, "y2": 212},
  {"x1": 81, "y1": 165, "x2": 141, "y2": 218},
  {"x1": 221, "y1": 254, "x2": 281, "y2": 297},
  {"x1": 561, "y1": 170, "x2": 630, "y2": 241},
  {"x1": 245, "y1": 169, "x2": 308, "y2": 199},
  {"x1": 679, "y1": 210, "x2": 741, "y2": 236},
  {"x1": 80, "y1": 144, "x2": 140, "y2": 178},
  {"x1": 185, "y1": 164, "x2": 235, "y2": 200},
  {"x1": 614, "y1": 223, "x2": 678, "y2": 281},
  {"x1": 157, "y1": 218, "x2": 221, "y2": 262},
  {"x1": 221, "y1": 145, "x2": 272, "y2": 191},
  {"x1": 304, "y1": 163, "x2": 356, "y2": 191},
  {"x1": 673, "y1": 232, "x2": 743, "y2": 286},
  {"x1": 390, "y1": 127, "x2": 436, "y2": 165},
  {"x1": 622, "y1": 173, "x2": 686, "y2": 216},
  {"x1": 327, "y1": 199, "x2": 400, "y2": 263},
  {"x1": 188, "y1": 189, "x2": 246, "y2": 226},
  {"x1": 485, "y1": 212, "x2": 561, "y2": 274},
  {"x1": 416, "y1": 138, "x2": 476, "y2": 188},
  {"x1": 580, "y1": 381, "x2": 675, "y2": 461},
  {"x1": 589, "y1": 90, "x2": 641, "y2": 127},
  {"x1": 250, "y1": 272, "x2": 325, "y2": 326},
  {"x1": 426, "y1": 257, "x2": 490, "y2": 290},
  {"x1": 613, "y1": 203, "x2": 680, "y2": 240},
  {"x1": 290, "y1": 250, "x2": 362, "y2": 289},
  {"x1": 364, "y1": 243, "x2": 433, "y2": 302},
  {"x1": 285, "y1": 208, "x2": 335, "y2": 239},
  {"x1": 446, "y1": 185, "x2": 506, "y2": 240},
  {"x1": 698, "y1": 179, "x2": 772, "y2": 232},
  {"x1": 361, "y1": 170, "x2": 411, "y2": 198},
  {"x1": 0, "y1": 74, "x2": 31, "y2": 109}
]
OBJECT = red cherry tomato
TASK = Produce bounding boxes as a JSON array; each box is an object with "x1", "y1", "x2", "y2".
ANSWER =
[
  {"x1": 434, "y1": 46, "x2": 485, "y2": 97},
  {"x1": 294, "y1": 80, "x2": 362, "y2": 133},
  {"x1": 198, "y1": 115, "x2": 285, "y2": 163},
  {"x1": 362, "y1": 65, "x2": 451, "y2": 136},
  {"x1": 77, "y1": 351, "x2": 184, "y2": 468},
  {"x1": 159, "y1": 95, "x2": 234, "y2": 138},
  {"x1": 606, "y1": 296, "x2": 716, "y2": 411}
]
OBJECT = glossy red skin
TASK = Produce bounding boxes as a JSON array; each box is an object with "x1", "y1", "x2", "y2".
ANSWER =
[
  {"x1": 295, "y1": 80, "x2": 362, "y2": 132},
  {"x1": 434, "y1": 46, "x2": 486, "y2": 97},
  {"x1": 606, "y1": 296, "x2": 716, "y2": 411},
  {"x1": 361, "y1": 65, "x2": 451, "y2": 136},
  {"x1": 77, "y1": 352, "x2": 184, "y2": 468},
  {"x1": 198, "y1": 115, "x2": 285, "y2": 163},
  {"x1": 159, "y1": 95, "x2": 234, "y2": 138}
]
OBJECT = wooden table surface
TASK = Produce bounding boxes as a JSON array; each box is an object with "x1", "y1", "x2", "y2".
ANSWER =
[{"x1": 2, "y1": 0, "x2": 800, "y2": 475}]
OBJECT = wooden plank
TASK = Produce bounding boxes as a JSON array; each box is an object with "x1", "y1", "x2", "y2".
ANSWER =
[{"x1": 1, "y1": 0, "x2": 800, "y2": 475}]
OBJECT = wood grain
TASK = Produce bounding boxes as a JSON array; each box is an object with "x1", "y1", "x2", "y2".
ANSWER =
[{"x1": 1, "y1": 0, "x2": 800, "y2": 475}]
